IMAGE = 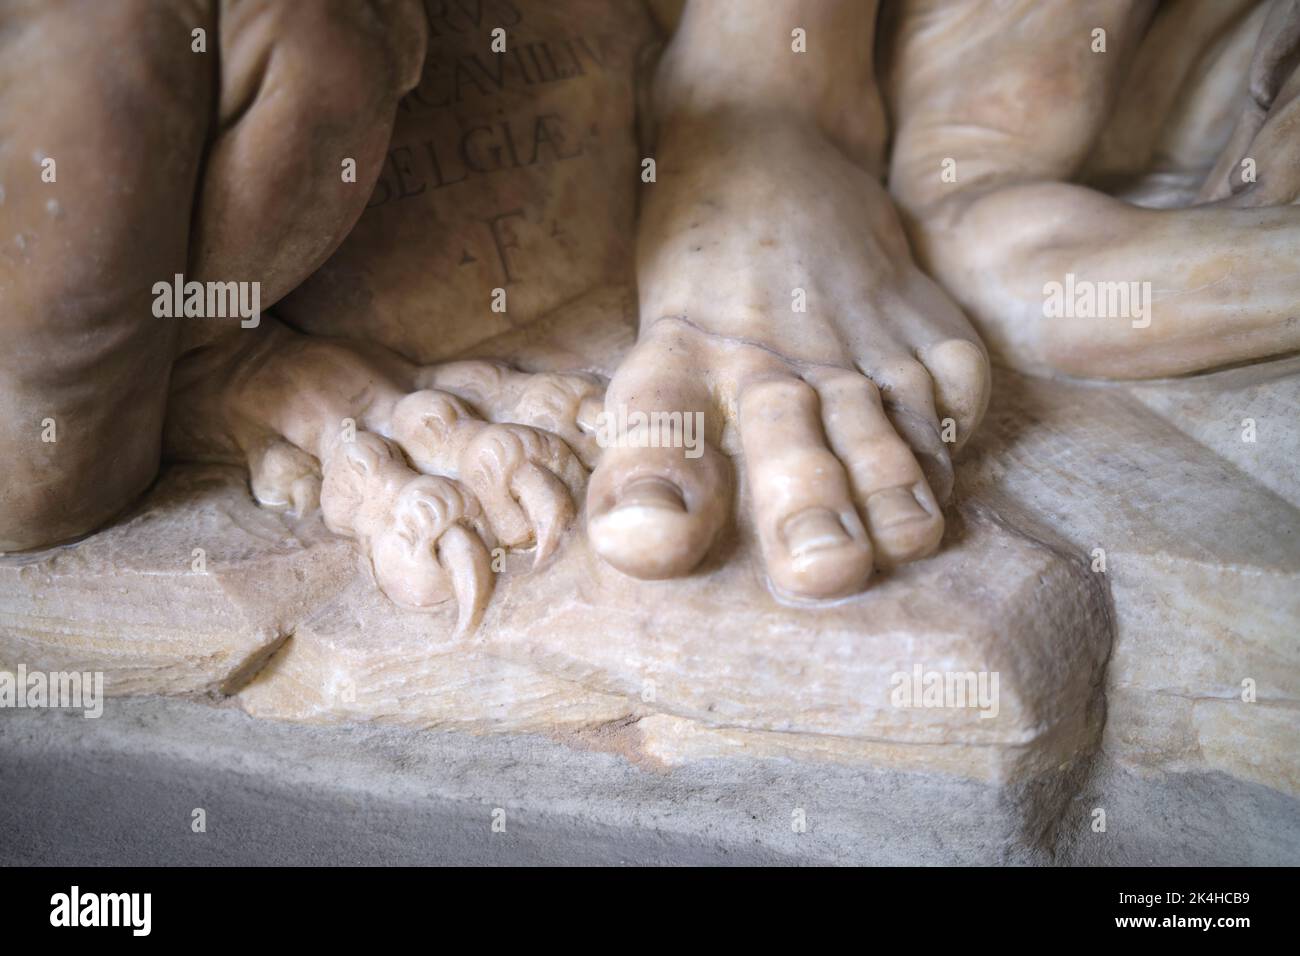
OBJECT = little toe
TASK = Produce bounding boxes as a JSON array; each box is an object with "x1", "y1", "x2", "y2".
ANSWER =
[{"x1": 917, "y1": 338, "x2": 991, "y2": 455}]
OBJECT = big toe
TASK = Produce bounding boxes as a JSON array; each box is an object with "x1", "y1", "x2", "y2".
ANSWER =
[
  {"x1": 587, "y1": 445, "x2": 728, "y2": 579},
  {"x1": 584, "y1": 327, "x2": 729, "y2": 579}
]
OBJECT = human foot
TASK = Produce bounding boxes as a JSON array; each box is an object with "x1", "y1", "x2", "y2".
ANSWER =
[
  {"x1": 587, "y1": 113, "x2": 989, "y2": 601},
  {"x1": 165, "y1": 320, "x2": 602, "y2": 630}
]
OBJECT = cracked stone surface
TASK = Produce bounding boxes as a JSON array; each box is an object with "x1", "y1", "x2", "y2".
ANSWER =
[{"x1": 961, "y1": 358, "x2": 1300, "y2": 797}]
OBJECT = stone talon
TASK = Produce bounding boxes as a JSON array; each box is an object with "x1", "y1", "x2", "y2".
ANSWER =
[
  {"x1": 437, "y1": 524, "x2": 494, "y2": 635},
  {"x1": 289, "y1": 475, "x2": 321, "y2": 517},
  {"x1": 510, "y1": 463, "x2": 575, "y2": 567}
]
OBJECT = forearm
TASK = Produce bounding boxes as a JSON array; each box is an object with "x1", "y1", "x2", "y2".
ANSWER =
[{"x1": 916, "y1": 182, "x2": 1300, "y2": 378}]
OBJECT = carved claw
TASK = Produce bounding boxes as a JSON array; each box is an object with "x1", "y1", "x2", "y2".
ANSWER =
[
  {"x1": 460, "y1": 423, "x2": 582, "y2": 553},
  {"x1": 437, "y1": 523, "x2": 494, "y2": 634},
  {"x1": 365, "y1": 474, "x2": 496, "y2": 633},
  {"x1": 248, "y1": 439, "x2": 321, "y2": 513},
  {"x1": 289, "y1": 474, "x2": 321, "y2": 516},
  {"x1": 510, "y1": 462, "x2": 575, "y2": 568}
]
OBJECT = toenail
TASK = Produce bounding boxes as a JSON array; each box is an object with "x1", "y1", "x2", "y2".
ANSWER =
[
  {"x1": 866, "y1": 486, "x2": 932, "y2": 530},
  {"x1": 616, "y1": 476, "x2": 686, "y2": 512},
  {"x1": 782, "y1": 508, "x2": 852, "y2": 559}
]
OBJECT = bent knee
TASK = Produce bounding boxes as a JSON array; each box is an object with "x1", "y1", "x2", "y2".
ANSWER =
[
  {"x1": 0, "y1": 364, "x2": 168, "y2": 551},
  {"x1": 0, "y1": 422, "x2": 160, "y2": 552}
]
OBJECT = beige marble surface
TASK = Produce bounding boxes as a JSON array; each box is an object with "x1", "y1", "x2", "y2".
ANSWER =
[{"x1": 1, "y1": 300, "x2": 1295, "y2": 795}]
